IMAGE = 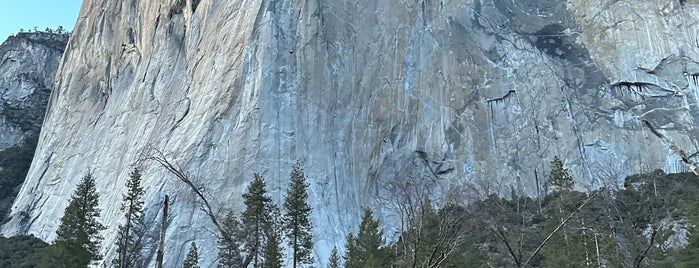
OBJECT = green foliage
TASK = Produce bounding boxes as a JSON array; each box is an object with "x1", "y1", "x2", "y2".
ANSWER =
[
  {"x1": 44, "y1": 172, "x2": 106, "y2": 267},
  {"x1": 0, "y1": 235, "x2": 48, "y2": 267},
  {"x1": 393, "y1": 198, "x2": 473, "y2": 267},
  {"x1": 2, "y1": 101, "x2": 44, "y2": 133},
  {"x1": 183, "y1": 242, "x2": 200, "y2": 268},
  {"x1": 344, "y1": 208, "x2": 392, "y2": 268},
  {"x1": 541, "y1": 195, "x2": 618, "y2": 268},
  {"x1": 469, "y1": 194, "x2": 544, "y2": 267},
  {"x1": 466, "y1": 171, "x2": 695, "y2": 267},
  {"x1": 38, "y1": 242, "x2": 90, "y2": 268},
  {"x1": 675, "y1": 184, "x2": 699, "y2": 267},
  {"x1": 415, "y1": 199, "x2": 440, "y2": 266},
  {"x1": 327, "y1": 246, "x2": 341, "y2": 268},
  {"x1": 114, "y1": 168, "x2": 146, "y2": 268},
  {"x1": 263, "y1": 224, "x2": 283, "y2": 268},
  {"x1": 218, "y1": 211, "x2": 243, "y2": 267},
  {"x1": 0, "y1": 135, "x2": 38, "y2": 221},
  {"x1": 241, "y1": 173, "x2": 274, "y2": 268},
  {"x1": 547, "y1": 156, "x2": 574, "y2": 192},
  {"x1": 613, "y1": 171, "x2": 694, "y2": 267},
  {"x1": 283, "y1": 163, "x2": 314, "y2": 267}
]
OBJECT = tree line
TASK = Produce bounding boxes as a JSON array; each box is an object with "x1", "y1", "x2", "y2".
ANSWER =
[
  {"x1": 13, "y1": 161, "x2": 315, "y2": 268},
  {"x1": 325, "y1": 157, "x2": 699, "y2": 267},
  {"x1": 17, "y1": 26, "x2": 69, "y2": 35},
  {"x1": 4, "y1": 155, "x2": 699, "y2": 267}
]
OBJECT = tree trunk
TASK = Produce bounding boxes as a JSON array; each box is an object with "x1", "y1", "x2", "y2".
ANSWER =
[
  {"x1": 643, "y1": 120, "x2": 699, "y2": 176},
  {"x1": 156, "y1": 195, "x2": 169, "y2": 268}
]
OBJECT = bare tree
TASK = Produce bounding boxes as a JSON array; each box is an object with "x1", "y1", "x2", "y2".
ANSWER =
[
  {"x1": 142, "y1": 145, "x2": 253, "y2": 267},
  {"x1": 155, "y1": 195, "x2": 169, "y2": 268},
  {"x1": 593, "y1": 161, "x2": 626, "y2": 191},
  {"x1": 643, "y1": 120, "x2": 699, "y2": 176},
  {"x1": 383, "y1": 173, "x2": 469, "y2": 268}
]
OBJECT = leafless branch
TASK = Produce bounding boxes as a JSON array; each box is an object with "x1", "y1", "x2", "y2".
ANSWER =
[
  {"x1": 643, "y1": 120, "x2": 699, "y2": 176},
  {"x1": 521, "y1": 188, "x2": 603, "y2": 267},
  {"x1": 143, "y1": 145, "x2": 253, "y2": 267}
]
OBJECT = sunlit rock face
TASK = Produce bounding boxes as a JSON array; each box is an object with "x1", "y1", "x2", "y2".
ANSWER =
[
  {"x1": 0, "y1": 32, "x2": 67, "y2": 149},
  {"x1": 4, "y1": 0, "x2": 699, "y2": 266}
]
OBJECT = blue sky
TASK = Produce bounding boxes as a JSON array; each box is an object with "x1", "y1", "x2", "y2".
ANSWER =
[{"x1": 0, "y1": 0, "x2": 83, "y2": 41}]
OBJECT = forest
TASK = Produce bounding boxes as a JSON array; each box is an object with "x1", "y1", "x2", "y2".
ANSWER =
[{"x1": 1, "y1": 138, "x2": 699, "y2": 267}]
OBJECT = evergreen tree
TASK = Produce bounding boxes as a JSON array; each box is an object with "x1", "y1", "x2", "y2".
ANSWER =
[
  {"x1": 218, "y1": 211, "x2": 243, "y2": 267},
  {"x1": 38, "y1": 243, "x2": 90, "y2": 268},
  {"x1": 241, "y1": 173, "x2": 274, "y2": 268},
  {"x1": 114, "y1": 168, "x2": 146, "y2": 268},
  {"x1": 40, "y1": 172, "x2": 106, "y2": 267},
  {"x1": 677, "y1": 190, "x2": 699, "y2": 267},
  {"x1": 264, "y1": 206, "x2": 284, "y2": 268},
  {"x1": 328, "y1": 246, "x2": 341, "y2": 268},
  {"x1": 344, "y1": 209, "x2": 392, "y2": 268},
  {"x1": 343, "y1": 233, "x2": 358, "y2": 268},
  {"x1": 547, "y1": 156, "x2": 574, "y2": 192},
  {"x1": 183, "y1": 242, "x2": 200, "y2": 268},
  {"x1": 283, "y1": 163, "x2": 314, "y2": 268},
  {"x1": 0, "y1": 235, "x2": 48, "y2": 267}
]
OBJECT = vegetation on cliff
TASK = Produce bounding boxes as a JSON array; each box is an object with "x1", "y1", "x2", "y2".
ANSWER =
[{"x1": 0, "y1": 135, "x2": 37, "y2": 222}]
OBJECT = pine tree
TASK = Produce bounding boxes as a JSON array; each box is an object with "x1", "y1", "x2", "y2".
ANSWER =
[
  {"x1": 344, "y1": 209, "x2": 392, "y2": 268},
  {"x1": 548, "y1": 156, "x2": 574, "y2": 192},
  {"x1": 263, "y1": 212, "x2": 284, "y2": 268},
  {"x1": 283, "y1": 163, "x2": 314, "y2": 268},
  {"x1": 343, "y1": 232, "x2": 358, "y2": 268},
  {"x1": 218, "y1": 212, "x2": 243, "y2": 267},
  {"x1": 263, "y1": 233, "x2": 283, "y2": 268},
  {"x1": 327, "y1": 246, "x2": 341, "y2": 268},
  {"x1": 242, "y1": 173, "x2": 274, "y2": 268},
  {"x1": 114, "y1": 168, "x2": 146, "y2": 268},
  {"x1": 183, "y1": 242, "x2": 200, "y2": 268},
  {"x1": 40, "y1": 172, "x2": 106, "y2": 267}
]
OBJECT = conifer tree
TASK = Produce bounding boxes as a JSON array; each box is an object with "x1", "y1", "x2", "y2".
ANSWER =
[
  {"x1": 327, "y1": 246, "x2": 341, "y2": 268},
  {"x1": 548, "y1": 156, "x2": 574, "y2": 192},
  {"x1": 263, "y1": 212, "x2": 284, "y2": 268},
  {"x1": 344, "y1": 233, "x2": 358, "y2": 268},
  {"x1": 218, "y1": 212, "x2": 243, "y2": 267},
  {"x1": 263, "y1": 233, "x2": 283, "y2": 268},
  {"x1": 283, "y1": 163, "x2": 314, "y2": 267},
  {"x1": 114, "y1": 168, "x2": 146, "y2": 268},
  {"x1": 242, "y1": 173, "x2": 274, "y2": 268},
  {"x1": 40, "y1": 172, "x2": 106, "y2": 267},
  {"x1": 183, "y1": 242, "x2": 200, "y2": 268},
  {"x1": 344, "y1": 209, "x2": 392, "y2": 268}
]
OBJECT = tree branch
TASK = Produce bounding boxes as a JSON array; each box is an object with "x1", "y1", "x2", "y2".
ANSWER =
[
  {"x1": 520, "y1": 189, "x2": 603, "y2": 267},
  {"x1": 143, "y1": 145, "x2": 252, "y2": 267},
  {"x1": 643, "y1": 120, "x2": 699, "y2": 176}
]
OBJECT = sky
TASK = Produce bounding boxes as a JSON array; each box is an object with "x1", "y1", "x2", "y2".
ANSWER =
[{"x1": 0, "y1": 0, "x2": 83, "y2": 41}]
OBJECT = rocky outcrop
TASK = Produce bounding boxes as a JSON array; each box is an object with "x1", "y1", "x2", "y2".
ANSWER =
[
  {"x1": 0, "y1": 32, "x2": 68, "y2": 149},
  {"x1": 4, "y1": 0, "x2": 699, "y2": 266}
]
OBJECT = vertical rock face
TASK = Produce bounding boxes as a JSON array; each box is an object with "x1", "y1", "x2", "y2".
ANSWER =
[
  {"x1": 4, "y1": 0, "x2": 699, "y2": 266},
  {"x1": 0, "y1": 32, "x2": 67, "y2": 149}
]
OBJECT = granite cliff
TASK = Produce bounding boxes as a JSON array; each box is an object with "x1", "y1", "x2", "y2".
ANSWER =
[
  {"x1": 0, "y1": 32, "x2": 68, "y2": 150},
  {"x1": 4, "y1": 0, "x2": 699, "y2": 266},
  {"x1": 0, "y1": 32, "x2": 68, "y2": 221}
]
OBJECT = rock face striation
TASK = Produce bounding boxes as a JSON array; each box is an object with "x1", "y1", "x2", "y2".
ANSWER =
[
  {"x1": 0, "y1": 32, "x2": 68, "y2": 149},
  {"x1": 4, "y1": 0, "x2": 699, "y2": 266}
]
